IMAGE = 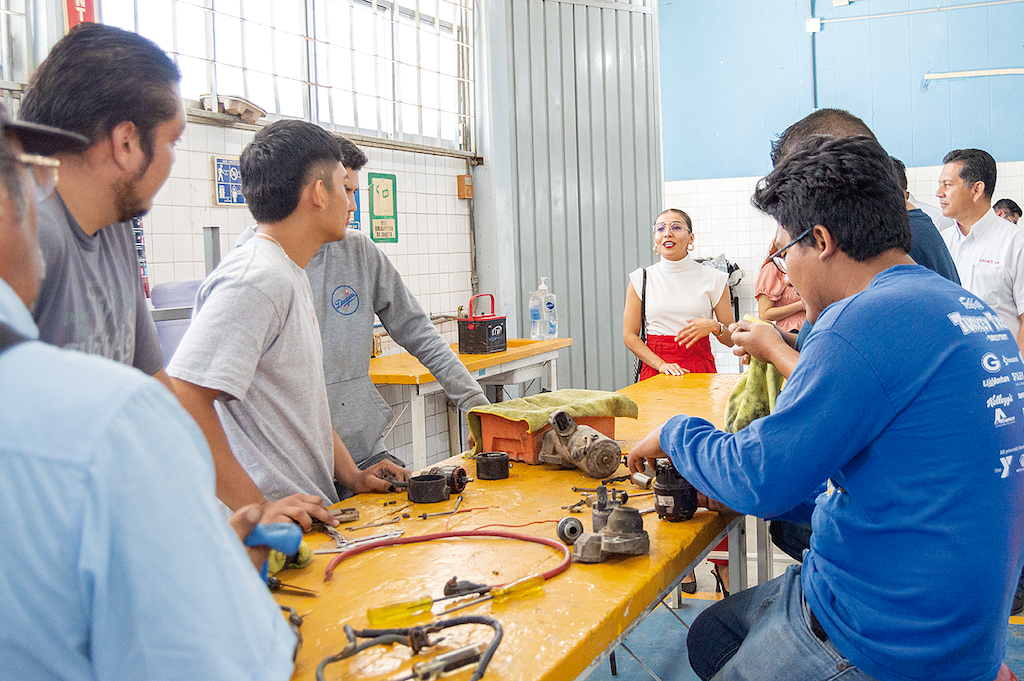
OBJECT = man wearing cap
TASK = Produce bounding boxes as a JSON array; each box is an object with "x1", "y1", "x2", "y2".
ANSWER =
[
  {"x1": 0, "y1": 113, "x2": 295, "y2": 678},
  {"x1": 17, "y1": 23, "x2": 185, "y2": 388}
]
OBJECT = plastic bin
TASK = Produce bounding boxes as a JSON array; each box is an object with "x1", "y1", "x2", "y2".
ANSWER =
[{"x1": 478, "y1": 412, "x2": 616, "y2": 464}]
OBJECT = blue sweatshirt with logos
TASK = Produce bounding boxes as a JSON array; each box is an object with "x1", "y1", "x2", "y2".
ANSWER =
[{"x1": 661, "y1": 265, "x2": 1024, "y2": 681}]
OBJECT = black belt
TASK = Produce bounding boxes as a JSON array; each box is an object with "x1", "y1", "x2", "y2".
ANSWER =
[{"x1": 807, "y1": 603, "x2": 829, "y2": 642}]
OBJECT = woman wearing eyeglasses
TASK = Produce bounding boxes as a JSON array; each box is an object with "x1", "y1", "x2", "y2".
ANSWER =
[
  {"x1": 623, "y1": 208, "x2": 736, "y2": 594},
  {"x1": 623, "y1": 209, "x2": 736, "y2": 382},
  {"x1": 754, "y1": 243, "x2": 806, "y2": 333}
]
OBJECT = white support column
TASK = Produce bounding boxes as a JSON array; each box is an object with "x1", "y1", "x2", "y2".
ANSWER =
[
  {"x1": 728, "y1": 517, "x2": 748, "y2": 592},
  {"x1": 545, "y1": 358, "x2": 558, "y2": 391},
  {"x1": 755, "y1": 518, "x2": 774, "y2": 585}
]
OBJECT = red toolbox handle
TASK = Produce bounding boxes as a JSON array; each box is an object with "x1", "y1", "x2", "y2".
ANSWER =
[{"x1": 468, "y1": 294, "x2": 496, "y2": 320}]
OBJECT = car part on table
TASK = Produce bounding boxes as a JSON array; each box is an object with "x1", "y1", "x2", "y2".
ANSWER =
[
  {"x1": 427, "y1": 464, "x2": 471, "y2": 494},
  {"x1": 475, "y1": 451, "x2": 510, "y2": 480},
  {"x1": 280, "y1": 605, "x2": 303, "y2": 660},
  {"x1": 315, "y1": 615, "x2": 503, "y2": 681},
  {"x1": 419, "y1": 494, "x2": 463, "y2": 519},
  {"x1": 537, "y1": 410, "x2": 621, "y2": 479},
  {"x1": 630, "y1": 471, "x2": 653, "y2": 489},
  {"x1": 408, "y1": 473, "x2": 451, "y2": 503},
  {"x1": 556, "y1": 516, "x2": 585, "y2": 545},
  {"x1": 653, "y1": 459, "x2": 698, "y2": 521},
  {"x1": 572, "y1": 505, "x2": 650, "y2": 563},
  {"x1": 561, "y1": 498, "x2": 588, "y2": 513}
]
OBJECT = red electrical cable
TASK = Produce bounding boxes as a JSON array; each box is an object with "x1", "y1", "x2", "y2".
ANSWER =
[{"x1": 323, "y1": 529, "x2": 572, "y2": 583}]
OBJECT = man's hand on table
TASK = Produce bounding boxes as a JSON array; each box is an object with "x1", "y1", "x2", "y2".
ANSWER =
[
  {"x1": 262, "y1": 493, "x2": 338, "y2": 531},
  {"x1": 352, "y1": 460, "x2": 411, "y2": 494},
  {"x1": 626, "y1": 423, "x2": 670, "y2": 475}
]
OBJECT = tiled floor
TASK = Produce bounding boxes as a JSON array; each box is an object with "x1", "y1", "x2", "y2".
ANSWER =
[{"x1": 584, "y1": 552, "x2": 1024, "y2": 681}]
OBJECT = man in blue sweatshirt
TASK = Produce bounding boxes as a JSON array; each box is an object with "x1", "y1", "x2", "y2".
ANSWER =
[{"x1": 628, "y1": 135, "x2": 1024, "y2": 681}]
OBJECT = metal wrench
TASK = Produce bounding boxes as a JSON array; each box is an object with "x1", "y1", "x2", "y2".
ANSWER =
[
  {"x1": 314, "y1": 529, "x2": 404, "y2": 554},
  {"x1": 348, "y1": 516, "x2": 403, "y2": 532},
  {"x1": 418, "y1": 494, "x2": 464, "y2": 519}
]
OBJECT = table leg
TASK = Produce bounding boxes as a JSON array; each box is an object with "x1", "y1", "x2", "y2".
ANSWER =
[
  {"x1": 728, "y1": 517, "x2": 748, "y2": 592},
  {"x1": 546, "y1": 358, "x2": 558, "y2": 391},
  {"x1": 411, "y1": 390, "x2": 427, "y2": 471}
]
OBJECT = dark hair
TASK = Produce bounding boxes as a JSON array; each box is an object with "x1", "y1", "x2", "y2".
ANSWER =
[
  {"x1": 241, "y1": 120, "x2": 343, "y2": 223},
  {"x1": 994, "y1": 198, "x2": 1022, "y2": 218},
  {"x1": 771, "y1": 109, "x2": 875, "y2": 168},
  {"x1": 657, "y1": 208, "x2": 692, "y2": 233},
  {"x1": 0, "y1": 138, "x2": 25, "y2": 223},
  {"x1": 19, "y1": 23, "x2": 180, "y2": 164},
  {"x1": 339, "y1": 137, "x2": 368, "y2": 171},
  {"x1": 890, "y1": 156, "x2": 908, "y2": 192},
  {"x1": 752, "y1": 135, "x2": 910, "y2": 262},
  {"x1": 942, "y1": 149, "x2": 996, "y2": 200}
]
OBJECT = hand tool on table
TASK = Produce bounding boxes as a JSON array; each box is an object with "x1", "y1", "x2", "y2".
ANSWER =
[
  {"x1": 440, "y1": 573, "x2": 545, "y2": 615},
  {"x1": 418, "y1": 494, "x2": 463, "y2": 520},
  {"x1": 267, "y1": 575, "x2": 318, "y2": 596},
  {"x1": 244, "y1": 522, "x2": 303, "y2": 581},
  {"x1": 314, "y1": 529, "x2": 405, "y2": 554},
  {"x1": 367, "y1": 573, "x2": 542, "y2": 624},
  {"x1": 345, "y1": 516, "x2": 402, "y2": 531},
  {"x1": 391, "y1": 643, "x2": 487, "y2": 681}
]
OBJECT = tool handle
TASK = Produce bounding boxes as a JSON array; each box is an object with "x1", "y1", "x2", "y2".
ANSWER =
[
  {"x1": 410, "y1": 644, "x2": 487, "y2": 680},
  {"x1": 366, "y1": 594, "x2": 435, "y2": 625},
  {"x1": 490, "y1": 574, "x2": 544, "y2": 602},
  {"x1": 244, "y1": 523, "x2": 303, "y2": 581},
  {"x1": 467, "y1": 294, "x2": 495, "y2": 320}
]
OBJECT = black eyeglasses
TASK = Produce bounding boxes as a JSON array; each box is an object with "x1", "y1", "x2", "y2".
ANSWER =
[{"x1": 771, "y1": 228, "x2": 812, "y2": 274}]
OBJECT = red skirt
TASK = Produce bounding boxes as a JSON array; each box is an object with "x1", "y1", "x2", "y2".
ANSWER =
[{"x1": 637, "y1": 334, "x2": 717, "y2": 382}]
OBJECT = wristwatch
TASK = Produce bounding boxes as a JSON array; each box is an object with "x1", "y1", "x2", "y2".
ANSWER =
[{"x1": 714, "y1": 321, "x2": 725, "y2": 336}]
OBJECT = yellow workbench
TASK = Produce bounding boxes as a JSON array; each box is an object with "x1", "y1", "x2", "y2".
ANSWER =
[
  {"x1": 277, "y1": 371, "x2": 744, "y2": 681},
  {"x1": 369, "y1": 338, "x2": 573, "y2": 469}
]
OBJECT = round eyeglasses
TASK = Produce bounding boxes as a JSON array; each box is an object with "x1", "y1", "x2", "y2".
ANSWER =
[{"x1": 653, "y1": 221, "x2": 688, "y2": 236}]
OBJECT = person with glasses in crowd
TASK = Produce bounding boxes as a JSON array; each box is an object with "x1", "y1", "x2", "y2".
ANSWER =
[
  {"x1": 622, "y1": 207, "x2": 736, "y2": 594},
  {"x1": 754, "y1": 241, "x2": 806, "y2": 333},
  {"x1": 0, "y1": 110, "x2": 297, "y2": 680}
]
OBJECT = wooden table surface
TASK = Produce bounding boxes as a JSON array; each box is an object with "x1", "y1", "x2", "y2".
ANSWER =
[
  {"x1": 369, "y1": 338, "x2": 572, "y2": 385},
  {"x1": 278, "y1": 372, "x2": 740, "y2": 681}
]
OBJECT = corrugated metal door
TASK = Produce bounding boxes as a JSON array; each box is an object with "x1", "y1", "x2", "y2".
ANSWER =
[{"x1": 506, "y1": 0, "x2": 662, "y2": 392}]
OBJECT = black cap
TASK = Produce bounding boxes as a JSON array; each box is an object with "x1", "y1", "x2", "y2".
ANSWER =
[{"x1": 0, "y1": 109, "x2": 89, "y2": 156}]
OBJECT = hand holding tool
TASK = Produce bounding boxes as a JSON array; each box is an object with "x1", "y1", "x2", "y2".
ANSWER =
[{"x1": 245, "y1": 522, "x2": 303, "y2": 581}]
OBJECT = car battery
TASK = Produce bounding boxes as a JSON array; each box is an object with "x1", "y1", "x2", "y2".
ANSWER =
[{"x1": 458, "y1": 294, "x2": 507, "y2": 354}]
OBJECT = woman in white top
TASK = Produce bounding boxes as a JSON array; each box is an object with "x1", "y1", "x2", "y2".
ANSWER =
[
  {"x1": 622, "y1": 208, "x2": 736, "y2": 594},
  {"x1": 623, "y1": 209, "x2": 735, "y2": 380}
]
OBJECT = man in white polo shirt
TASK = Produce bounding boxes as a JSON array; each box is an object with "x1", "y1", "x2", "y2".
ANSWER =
[{"x1": 938, "y1": 148, "x2": 1024, "y2": 350}]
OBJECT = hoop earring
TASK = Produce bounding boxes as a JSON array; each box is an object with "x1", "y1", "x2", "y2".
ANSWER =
[
  {"x1": 653, "y1": 245, "x2": 659, "y2": 253},
  {"x1": 687, "y1": 243, "x2": 694, "y2": 252}
]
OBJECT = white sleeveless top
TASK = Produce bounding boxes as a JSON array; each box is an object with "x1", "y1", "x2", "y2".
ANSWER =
[{"x1": 628, "y1": 257, "x2": 727, "y2": 336}]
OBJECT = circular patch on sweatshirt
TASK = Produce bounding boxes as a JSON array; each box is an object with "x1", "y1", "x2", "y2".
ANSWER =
[{"x1": 331, "y1": 286, "x2": 359, "y2": 315}]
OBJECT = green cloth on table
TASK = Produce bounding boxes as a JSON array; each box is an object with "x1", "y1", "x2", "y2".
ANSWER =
[
  {"x1": 467, "y1": 389, "x2": 638, "y2": 455},
  {"x1": 724, "y1": 358, "x2": 785, "y2": 433}
]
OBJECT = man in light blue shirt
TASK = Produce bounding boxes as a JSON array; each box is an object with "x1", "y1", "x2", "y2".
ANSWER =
[{"x1": 0, "y1": 113, "x2": 295, "y2": 679}]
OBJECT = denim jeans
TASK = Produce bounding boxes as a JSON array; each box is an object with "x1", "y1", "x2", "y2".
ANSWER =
[{"x1": 687, "y1": 565, "x2": 878, "y2": 681}]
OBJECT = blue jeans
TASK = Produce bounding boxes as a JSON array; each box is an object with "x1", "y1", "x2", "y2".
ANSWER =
[{"x1": 687, "y1": 565, "x2": 878, "y2": 681}]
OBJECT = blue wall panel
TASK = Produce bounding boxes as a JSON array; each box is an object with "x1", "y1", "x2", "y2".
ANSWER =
[{"x1": 661, "y1": 0, "x2": 1024, "y2": 181}]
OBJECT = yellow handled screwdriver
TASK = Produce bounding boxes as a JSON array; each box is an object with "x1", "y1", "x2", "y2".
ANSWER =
[{"x1": 366, "y1": 574, "x2": 544, "y2": 624}]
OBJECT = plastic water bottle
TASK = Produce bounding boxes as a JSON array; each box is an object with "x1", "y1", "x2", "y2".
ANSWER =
[
  {"x1": 529, "y1": 283, "x2": 544, "y2": 340},
  {"x1": 541, "y1": 277, "x2": 557, "y2": 338}
]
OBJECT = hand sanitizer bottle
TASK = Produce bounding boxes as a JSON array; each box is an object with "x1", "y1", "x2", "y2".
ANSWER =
[
  {"x1": 529, "y1": 281, "x2": 544, "y2": 340},
  {"x1": 540, "y1": 277, "x2": 557, "y2": 338}
]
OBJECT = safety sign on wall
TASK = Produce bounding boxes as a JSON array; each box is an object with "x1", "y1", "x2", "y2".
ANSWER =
[
  {"x1": 368, "y1": 172, "x2": 398, "y2": 243},
  {"x1": 213, "y1": 156, "x2": 246, "y2": 206}
]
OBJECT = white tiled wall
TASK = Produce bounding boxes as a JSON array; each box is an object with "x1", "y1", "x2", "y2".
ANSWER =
[
  {"x1": 144, "y1": 115, "x2": 475, "y2": 465},
  {"x1": 665, "y1": 161, "x2": 1024, "y2": 373}
]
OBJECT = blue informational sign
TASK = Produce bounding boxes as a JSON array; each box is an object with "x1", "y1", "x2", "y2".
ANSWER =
[{"x1": 214, "y1": 156, "x2": 246, "y2": 205}]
